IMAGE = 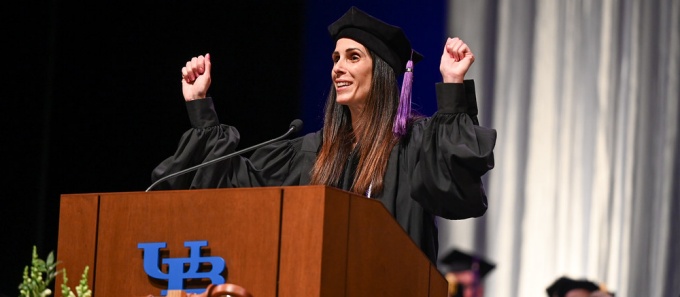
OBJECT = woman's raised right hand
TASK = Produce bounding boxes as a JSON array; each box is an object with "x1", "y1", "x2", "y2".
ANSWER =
[{"x1": 181, "y1": 53, "x2": 212, "y2": 101}]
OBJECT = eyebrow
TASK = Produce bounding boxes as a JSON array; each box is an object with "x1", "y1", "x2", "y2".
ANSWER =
[{"x1": 332, "y1": 47, "x2": 368, "y2": 56}]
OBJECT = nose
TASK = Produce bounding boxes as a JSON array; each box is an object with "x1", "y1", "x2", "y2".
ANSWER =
[{"x1": 332, "y1": 60, "x2": 346, "y2": 76}]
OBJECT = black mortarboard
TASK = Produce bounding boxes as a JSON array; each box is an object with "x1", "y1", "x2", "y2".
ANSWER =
[
  {"x1": 545, "y1": 276, "x2": 601, "y2": 297},
  {"x1": 328, "y1": 6, "x2": 424, "y2": 75},
  {"x1": 440, "y1": 249, "x2": 496, "y2": 278}
]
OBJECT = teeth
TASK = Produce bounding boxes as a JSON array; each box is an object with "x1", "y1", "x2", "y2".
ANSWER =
[{"x1": 336, "y1": 82, "x2": 351, "y2": 87}]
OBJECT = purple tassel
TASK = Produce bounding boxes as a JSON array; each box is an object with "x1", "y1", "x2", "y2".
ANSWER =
[{"x1": 393, "y1": 59, "x2": 413, "y2": 136}]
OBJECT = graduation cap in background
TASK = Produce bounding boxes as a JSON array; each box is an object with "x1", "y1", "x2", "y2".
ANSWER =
[
  {"x1": 440, "y1": 249, "x2": 496, "y2": 297},
  {"x1": 545, "y1": 276, "x2": 615, "y2": 297},
  {"x1": 439, "y1": 249, "x2": 496, "y2": 278}
]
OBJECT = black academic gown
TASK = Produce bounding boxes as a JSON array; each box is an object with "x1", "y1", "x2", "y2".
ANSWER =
[{"x1": 151, "y1": 80, "x2": 496, "y2": 264}]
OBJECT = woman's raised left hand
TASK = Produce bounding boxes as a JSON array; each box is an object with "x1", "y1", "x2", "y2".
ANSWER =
[{"x1": 440, "y1": 37, "x2": 475, "y2": 83}]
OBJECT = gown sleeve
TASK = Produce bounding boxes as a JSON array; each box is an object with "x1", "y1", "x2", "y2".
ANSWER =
[
  {"x1": 409, "y1": 80, "x2": 497, "y2": 219},
  {"x1": 150, "y1": 97, "x2": 304, "y2": 190}
]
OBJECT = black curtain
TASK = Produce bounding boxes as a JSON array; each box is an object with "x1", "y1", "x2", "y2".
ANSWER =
[{"x1": 0, "y1": 1, "x2": 304, "y2": 295}]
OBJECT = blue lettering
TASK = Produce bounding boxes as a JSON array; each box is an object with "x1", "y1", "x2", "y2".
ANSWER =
[{"x1": 138, "y1": 241, "x2": 226, "y2": 295}]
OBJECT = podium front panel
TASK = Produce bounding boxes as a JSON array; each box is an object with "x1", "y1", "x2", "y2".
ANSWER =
[
  {"x1": 60, "y1": 188, "x2": 283, "y2": 297},
  {"x1": 57, "y1": 186, "x2": 446, "y2": 297}
]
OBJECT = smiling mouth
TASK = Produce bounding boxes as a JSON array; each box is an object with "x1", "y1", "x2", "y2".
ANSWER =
[{"x1": 336, "y1": 81, "x2": 352, "y2": 88}]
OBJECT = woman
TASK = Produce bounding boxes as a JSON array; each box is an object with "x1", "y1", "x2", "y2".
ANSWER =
[{"x1": 152, "y1": 6, "x2": 496, "y2": 263}]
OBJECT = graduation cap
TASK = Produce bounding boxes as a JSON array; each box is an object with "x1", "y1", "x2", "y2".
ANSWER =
[
  {"x1": 439, "y1": 249, "x2": 496, "y2": 278},
  {"x1": 328, "y1": 6, "x2": 424, "y2": 136},
  {"x1": 328, "y1": 6, "x2": 423, "y2": 75},
  {"x1": 546, "y1": 276, "x2": 611, "y2": 297}
]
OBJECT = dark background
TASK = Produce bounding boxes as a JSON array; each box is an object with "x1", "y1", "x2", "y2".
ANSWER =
[
  {"x1": 2, "y1": 1, "x2": 305, "y2": 294},
  {"x1": 1, "y1": 1, "x2": 445, "y2": 295}
]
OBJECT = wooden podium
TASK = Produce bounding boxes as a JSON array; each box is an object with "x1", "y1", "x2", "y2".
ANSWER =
[{"x1": 56, "y1": 185, "x2": 447, "y2": 297}]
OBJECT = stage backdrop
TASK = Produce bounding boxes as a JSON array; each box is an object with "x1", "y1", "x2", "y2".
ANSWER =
[
  {"x1": 2, "y1": 1, "x2": 677, "y2": 297},
  {"x1": 437, "y1": 1, "x2": 680, "y2": 297}
]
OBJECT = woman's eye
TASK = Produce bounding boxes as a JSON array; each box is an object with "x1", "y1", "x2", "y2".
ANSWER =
[{"x1": 350, "y1": 54, "x2": 360, "y2": 61}]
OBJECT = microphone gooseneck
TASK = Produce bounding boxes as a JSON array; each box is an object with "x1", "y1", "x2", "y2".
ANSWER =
[{"x1": 146, "y1": 119, "x2": 304, "y2": 192}]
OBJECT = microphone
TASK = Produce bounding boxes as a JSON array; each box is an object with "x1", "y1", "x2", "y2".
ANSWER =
[{"x1": 146, "y1": 119, "x2": 303, "y2": 192}]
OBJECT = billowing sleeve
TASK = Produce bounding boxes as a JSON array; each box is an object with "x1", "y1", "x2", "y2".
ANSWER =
[
  {"x1": 150, "y1": 97, "x2": 303, "y2": 190},
  {"x1": 409, "y1": 80, "x2": 496, "y2": 219}
]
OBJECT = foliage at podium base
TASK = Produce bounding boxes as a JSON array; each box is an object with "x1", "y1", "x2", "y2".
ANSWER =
[
  {"x1": 19, "y1": 246, "x2": 57, "y2": 297},
  {"x1": 60, "y1": 266, "x2": 91, "y2": 297},
  {"x1": 17, "y1": 246, "x2": 91, "y2": 297}
]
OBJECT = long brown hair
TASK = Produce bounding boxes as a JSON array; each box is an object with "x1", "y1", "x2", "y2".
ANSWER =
[{"x1": 310, "y1": 53, "x2": 401, "y2": 196}]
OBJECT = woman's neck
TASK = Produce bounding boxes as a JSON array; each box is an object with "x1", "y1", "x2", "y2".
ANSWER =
[{"x1": 348, "y1": 103, "x2": 365, "y2": 136}]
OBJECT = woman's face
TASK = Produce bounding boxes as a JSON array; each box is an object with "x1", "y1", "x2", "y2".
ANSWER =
[{"x1": 332, "y1": 38, "x2": 373, "y2": 110}]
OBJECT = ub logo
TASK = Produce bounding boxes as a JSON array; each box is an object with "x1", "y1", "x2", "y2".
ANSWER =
[{"x1": 138, "y1": 240, "x2": 226, "y2": 295}]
